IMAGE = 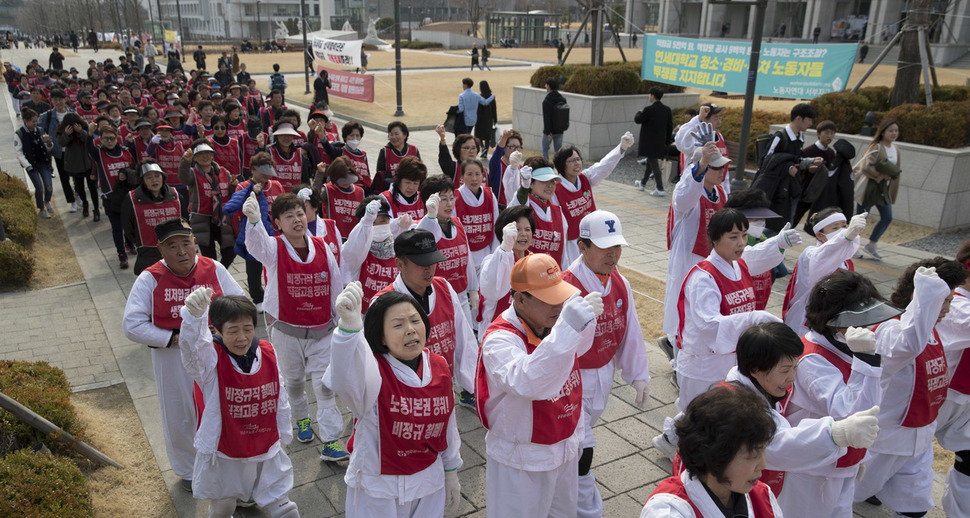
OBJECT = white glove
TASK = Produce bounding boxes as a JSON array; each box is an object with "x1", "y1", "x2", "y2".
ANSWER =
[
  {"x1": 509, "y1": 150, "x2": 523, "y2": 169},
  {"x1": 500, "y1": 222, "x2": 517, "y2": 252},
  {"x1": 361, "y1": 199, "x2": 381, "y2": 226},
  {"x1": 584, "y1": 292, "x2": 604, "y2": 318},
  {"x1": 468, "y1": 290, "x2": 479, "y2": 320},
  {"x1": 150, "y1": 134, "x2": 161, "y2": 145},
  {"x1": 445, "y1": 470, "x2": 461, "y2": 513},
  {"x1": 560, "y1": 293, "x2": 598, "y2": 332},
  {"x1": 184, "y1": 287, "x2": 213, "y2": 318},
  {"x1": 397, "y1": 214, "x2": 413, "y2": 229},
  {"x1": 844, "y1": 326, "x2": 877, "y2": 354},
  {"x1": 335, "y1": 281, "x2": 364, "y2": 332},
  {"x1": 831, "y1": 406, "x2": 880, "y2": 449},
  {"x1": 916, "y1": 265, "x2": 938, "y2": 280},
  {"x1": 519, "y1": 165, "x2": 532, "y2": 189},
  {"x1": 425, "y1": 192, "x2": 440, "y2": 220},
  {"x1": 619, "y1": 131, "x2": 634, "y2": 152},
  {"x1": 856, "y1": 462, "x2": 867, "y2": 482},
  {"x1": 632, "y1": 379, "x2": 650, "y2": 410},
  {"x1": 242, "y1": 192, "x2": 261, "y2": 224},
  {"x1": 846, "y1": 212, "x2": 868, "y2": 240},
  {"x1": 778, "y1": 222, "x2": 803, "y2": 249}
]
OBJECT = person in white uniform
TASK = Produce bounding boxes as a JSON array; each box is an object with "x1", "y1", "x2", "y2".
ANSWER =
[
  {"x1": 327, "y1": 284, "x2": 463, "y2": 518},
  {"x1": 854, "y1": 259, "x2": 964, "y2": 517},
  {"x1": 178, "y1": 290, "x2": 299, "y2": 518},
  {"x1": 506, "y1": 156, "x2": 571, "y2": 267},
  {"x1": 561, "y1": 210, "x2": 651, "y2": 518},
  {"x1": 477, "y1": 206, "x2": 535, "y2": 336},
  {"x1": 935, "y1": 239, "x2": 970, "y2": 518},
  {"x1": 476, "y1": 253, "x2": 602, "y2": 518},
  {"x1": 122, "y1": 218, "x2": 244, "y2": 492}
]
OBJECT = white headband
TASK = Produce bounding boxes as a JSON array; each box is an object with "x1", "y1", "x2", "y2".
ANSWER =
[{"x1": 812, "y1": 213, "x2": 847, "y2": 234}]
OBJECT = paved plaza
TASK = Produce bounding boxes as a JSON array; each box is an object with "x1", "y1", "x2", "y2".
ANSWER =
[{"x1": 0, "y1": 46, "x2": 952, "y2": 517}]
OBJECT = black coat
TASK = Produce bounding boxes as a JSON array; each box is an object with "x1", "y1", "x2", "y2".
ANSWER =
[
  {"x1": 634, "y1": 101, "x2": 673, "y2": 159},
  {"x1": 475, "y1": 96, "x2": 497, "y2": 144},
  {"x1": 751, "y1": 151, "x2": 801, "y2": 232}
]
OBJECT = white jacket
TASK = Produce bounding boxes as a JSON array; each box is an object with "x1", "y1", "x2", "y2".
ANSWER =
[{"x1": 783, "y1": 231, "x2": 860, "y2": 336}]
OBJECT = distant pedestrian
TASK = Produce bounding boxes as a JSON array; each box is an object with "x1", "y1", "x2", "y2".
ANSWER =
[
  {"x1": 630, "y1": 32, "x2": 637, "y2": 48},
  {"x1": 193, "y1": 45, "x2": 207, "y2": 70},
  {"x1": 87, "y1": 30, "x2": 98, "y2": 52},
  {"x1": 634, "y1": 86, "x2": 673, "y2": 197},
  {"x1": 779, "y1": 23, "x2": 787, "y2": 38},
  {"x1": 475, "y1": 80, "x2": 497, "y2": 156},
  {"x1": 557, "y1": 40, "x2": 565, "y2": 64},
  {"x1": 481, "y1": 43, "x2": 491, "y2": 71},
  {"x1": 456, "y1": 77, "x2": 494, "y2": 136},
  {"x1": 471, "y1": 43, "x2": 480, "y2": 70},
  {"x1": 813, "y1": 25, "x2": 821, "y2": 44},
  {"x1": 541, "y1": 77, "x2": 567, "y2": 159},
  {"x1": 48, "y1": 46, "x2": 65, "y2": 71},
  {"x1": 859, "y1": 43, "x2": 869, "y2": 63},
  {"x1": 313, "y1": 69, "x2": 331, "y2": 109}
]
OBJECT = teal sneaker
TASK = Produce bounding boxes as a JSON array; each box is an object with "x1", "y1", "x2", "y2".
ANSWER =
[
  {"x1": 458, "y1": 390, "x2": 475, "y2": 409},
  {"x1": 296, "y1": 417, "x2": 313, "y2": 443},
  {"x1": 320, "y1": 440, "x2": 350, "y2": 462}
]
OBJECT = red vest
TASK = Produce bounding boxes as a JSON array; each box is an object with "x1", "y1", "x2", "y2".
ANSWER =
[
  {"x1": 451, "y1": 163, "x2": 463, "y2": 189},
  {"x1": 377, "y1": 278, "x2": 459, "y2": 373},
  {"x1": 665, "y1": 185, "x2": 727, "y2": 257},
  {"x1": 752, "y1": 270, "x2": 772, "y2": 311},
  {"x1": 76, "y1": 104, "x2": 99, "y2": 123},
  {"x1": 563, "y1": 269, "x2": 629, "y2": 369},
  {"x1": 455, "y1": 187, "x2": 495, "y2": 252},
  {"x1": 325, "y1": 183, "x2": 364, "y2": 238},
  {"x1": 476, "y1": 316, "x2": 583, "y2": 444},
  {"x1": 648, "y1": 475, "x2": 776, "y2": 518},
  {"x1": 216, "y1": 340, "x2": 280, "y2": 458},
  {"x1": 275, "y1": 236, "x2": 333, "y2": 326},
  {"x1": 212, "y1": 137, "x2": 242, "y2": 178},
  {"x1": 380, "y1": 190, "x2": 426, "y2": 221},
  {"x1": 311, "y1": 218, "x2": 342, "y2": 265},
  {"x1": 496, "y1": 160, "x2": 510, "y2": 206},
  {"x1": 382, "y1": 144, "x2": 419, "y2": 179},
  {"x1": 146, "y1": 257, "x2": 224, "y2": 330},
  {"x1": 191, "y1": 165, "x2": 230, "y2": 216},
  {"x1": 227, "y1": 120, "x2": 247, "y2": 142},
  {"x1": 870, "y1": 323, "x2": 948, "y2": 428},
  {"x1": 528, "y1": 196, "x2": 565, "y2": 266},
  {"x1": 360, "y1": 253, "x2": 398, "y2": 314},
  {"x1": 133, "y1": 137, "x2": 152, "y2": 163},
  {"x1": 344, "y1": 149, "x2": 371, "y2": 189},
  {"x1": 783, "y1": 258, "x2": 854, "y2": 320},
  {"x1": 129, "y1": 190, "x2": 182, "y2": 247},
  {"x1": 269, "y1": 145, "x2": 303, "y2": 193},
  {"x1": 374, "y1": 352, "x2": 454, "y2": 475},
  {"x1": 950, "y1": 292, "x2": 970, "y2": 395},
  {"x1": 97, "y1": 147, "x2": 132, "y2": 193},
  {"x1": 119, "y1": 123, "x2": 136, "y2": 144},
  {"x1": 241, "y1": 132, "x2": 262, "y2": 174},
  {"x1": 556, "y1": 175, "x2": 595, "y2": 241},
  {"x1": 235, "y1": 180, "x2": 284, "y2": 214},
  {"x1": 676, "y1": 259, "x2": 756, "y2": 348},
  {"x1": 435, "y1": 218, "x2": 471, "y2": 293},
  {"x1": 172, "y1": 127, "x2": 193, "y2": 149},
  {"x1": 155, "y1": 140, "x2": 185, "y2": 187}
]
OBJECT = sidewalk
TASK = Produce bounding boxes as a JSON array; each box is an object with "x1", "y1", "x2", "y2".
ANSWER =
[{"x1": 0, "y1": 46, "x2": 950, "y2": 517}]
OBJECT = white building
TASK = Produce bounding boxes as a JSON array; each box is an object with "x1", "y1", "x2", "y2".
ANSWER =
[{"x1": 150, "y1": 0, "x2": 340, "y2": 39}]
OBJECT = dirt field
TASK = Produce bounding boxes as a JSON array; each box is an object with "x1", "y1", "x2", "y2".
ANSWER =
[{"x1": 28, "y1": 208, "x2": 85, "y2": 290}]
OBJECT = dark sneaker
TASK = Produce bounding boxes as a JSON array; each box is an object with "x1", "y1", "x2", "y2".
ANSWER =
[
  {"x1": 181, "y1": 478, "x2": 193, "y2": 492},
  {"x1": 119, "y1": 253, "x2": 129, "y2": 270},
  {"x1": 458, "y1": 390, "x2": 475, "y2": 409}
]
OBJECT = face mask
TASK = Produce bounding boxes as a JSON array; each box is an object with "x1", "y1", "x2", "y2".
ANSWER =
[
  {"x1": 110, "y1": 116, "x2": 121, "y2": 124},
  {"x1": 823, "y1": 229, "x2": 842, "y2": 243},
  {"x1": 747, "y1": 221, "x2": 766, "y2": 238},
  {"x1": 372, "y1": 223, "x2": 391, "y2": 241},
  {"x1": 345, "y1": 139, "x2": 360, "y2": 151}
]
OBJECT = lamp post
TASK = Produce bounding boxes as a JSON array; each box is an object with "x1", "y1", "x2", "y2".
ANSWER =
[
  {"x1": 301, "y1": 0, "x2": 311, "y2": 94},
  {"x1": 257, "y1": 1, "x2": 262, "y2": 46},
  {"x1": 393, "y1": 0, "x2": 404, "y2": 116},
  {"x1": 174, "y1": 0, "x2": 186, "y2": 62}
]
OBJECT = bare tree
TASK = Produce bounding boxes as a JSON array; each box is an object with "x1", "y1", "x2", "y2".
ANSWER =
[
  {"x1": 890, "y1": 0, "x2": 932, "y2": 107},
  {"x1": 460, "y1": 0, "x2": 492, "y2": 38}
]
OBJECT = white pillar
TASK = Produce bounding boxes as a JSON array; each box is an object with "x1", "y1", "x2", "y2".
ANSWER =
[
  {"x1": 699, "y1": 0, "x2": 710, "y2": 36},
  {"x1": 319, "y1": 0, "x2": 332, "y2": 30},
  {"x1": 748, "y1": 4, "x2": 757, "y2": 39}
]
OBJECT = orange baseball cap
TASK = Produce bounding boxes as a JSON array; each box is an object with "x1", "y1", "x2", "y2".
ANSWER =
[{"x1": 510, "y1": 254, "x2": 578, "y2": 305}]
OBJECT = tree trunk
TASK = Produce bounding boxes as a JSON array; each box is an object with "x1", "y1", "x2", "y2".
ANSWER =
[{"x1": 890, "y1": 0, "x2": 932, "y2": 107}]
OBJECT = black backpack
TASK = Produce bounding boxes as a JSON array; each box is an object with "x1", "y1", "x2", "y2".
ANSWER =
[
  {"x1": 754, "y1": 133, "x2": 776, "y2": 169},
  {"x1": 551, "y1": 99, "x2": 570, "y2": 134},
  {"x1": 270, "y1": 73, "x2": 286, "y2": 91}
]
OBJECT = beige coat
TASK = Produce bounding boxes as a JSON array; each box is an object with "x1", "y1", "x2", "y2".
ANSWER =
[{"x1": 854, "y1": 142, "x2": 901, "y2": 205}]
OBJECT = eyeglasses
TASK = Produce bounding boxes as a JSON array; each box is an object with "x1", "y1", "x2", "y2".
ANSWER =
[
  {"x1": 506, "y1": 144, "x2": 522, "y2": 150},
  {"x1": 460, "y1": 145, "x2": 479, "y2": 152},
  {"x1": 566, "y1": 157, "x2": 583, "y2": 164}
]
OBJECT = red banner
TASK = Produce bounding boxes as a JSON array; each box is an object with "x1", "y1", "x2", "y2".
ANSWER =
[{"x1": 317, "y1": 65, "x2": 375, "y2": 103}]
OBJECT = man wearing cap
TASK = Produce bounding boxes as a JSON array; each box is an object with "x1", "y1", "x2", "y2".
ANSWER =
[
  {"x1": 373, "y1": 229, "x2": 480, "y2": 404},
  {"x1": 476, "y1": 253, "x2": 603, "y2": 517},
  {"x1": 123, "y1": 218, "x2": 244, "y2": 492},
  {"x1": 122, "y1": 160, "x2": 183, "y2": 274},
  {"x1": 262, "y1": 122, "x2": 311, "y2": 193},
  {"x1": 131, "y1": 119, "x2": 156, "y2": 162},
  {"x1": 118, "y1": 106, "x2": 141, "y2": 143},
  {"x1": 179, "y1": 139, "x2": 237, "y2": 267},
  {"x1": 561, "y1": 210, "x2": 651, "y2": 518},
  {"x1": 675, "y1": 102, "x2": 730, "y2": 191}
]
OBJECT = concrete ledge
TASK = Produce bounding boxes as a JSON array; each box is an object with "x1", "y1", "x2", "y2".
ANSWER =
[{"x1": 512, "y1": 86, "x2": 699, "y2": 161}]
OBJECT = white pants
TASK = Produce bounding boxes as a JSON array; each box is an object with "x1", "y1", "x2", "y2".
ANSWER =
[
  {"x1": 577, "y1": 365, "x2": 612, "y2": 518},
  {"x1": 779, "y1": 471, "x2": 856, "y2": 517},
  {"x1": 151, "y1": 346, "x2": 197, "y2": 479},
  {"x1": 193, "y1": 449, "x2": 294, "y2": 506},
  {"x1": 937, "y1": 397, "x2": 970, "y2": 518},
  {"x1": 662, "y1": 374, "x2": 716, "y2": 445},
  {"x1": 486, "y1": 454, "x2": 577, "y2": 518},
  {"x1": 344, "y1": 484, "x2": 445, "y2": 518},
  {"x1": 455, "y1": 290, "x2": 473, "y2": 335},
  {"x1": 854, "y1": 447, "x2": 935, "y2": 514},
  {"x1": 269, "y1": 327, "x2": 343, "y2": 442}
]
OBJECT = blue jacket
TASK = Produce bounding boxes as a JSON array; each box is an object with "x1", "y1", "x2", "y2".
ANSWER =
[{"x1": 222, "y1": 182, "x2": 274, "y2": 262}]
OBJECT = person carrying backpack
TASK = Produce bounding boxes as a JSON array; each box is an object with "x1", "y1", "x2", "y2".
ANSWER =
[{"x1": 268, "y1": 63, "x2": 287, "y2": 102}]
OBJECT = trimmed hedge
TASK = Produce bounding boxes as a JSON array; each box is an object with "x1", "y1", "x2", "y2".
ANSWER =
[
  {"x1": 393, "y1": 41, "x2": 444, "y2": 49},
  {"x1": 719, "y1": 109, "x2": 790, "y2": 164},
  {"x1": 884, "y1": 101, "x2": 970, "y2": 149},
  {"x1": 810, "y1": 91, "x2": 872, "y2": 134},
  {"x1": 0, "y1": 450, "x2": 93, "y2": 518},
  {"x1": 0, "y1": 241, "x2": 34, "y2": 287},
  {"x1": 0, "y1": 172, "x2": 36, "y2": 246},
  {"x1": 530, "y1": 62, "x2": 685, "y2": 96},
  {"x1": 0, "y1": 361, "x2": 83, "y2": 456}
]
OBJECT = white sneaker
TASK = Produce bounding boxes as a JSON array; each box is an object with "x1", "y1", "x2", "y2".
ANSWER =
[
  {"x1": 69, "y1": 201, "x2": 78, "y2": 213},
  {"x1": 39, "y1": 209, "x2": 51, "y2": 219},
  {"x1": 45, "y1": 202, "x2": 54, "y2": 213},
  {"x1": 255, "y1": 302, "x2": 264, "y2": 314},
  {"x1": 863, "y1": 242, "x2": 883, "y2": 260},
  {"x1": 652, "y1": 433, "x2": 677, "y2": 460},
  {"x1": 650, "y1": 189, "x2": 666, "y2": 197},
  {"x1": 637, "y1": 157, "x2": 648, "y2": 165},
  {"x1": 634, "y1": 180, "x2": 644, "y2": 191}
]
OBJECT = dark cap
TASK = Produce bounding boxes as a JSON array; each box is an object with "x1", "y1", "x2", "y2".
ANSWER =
[
  {"x1": 154, "y1": 218, "x2": 193, "y2": 244},
  {"x1": 826, "y1": 299, "x2": 904, "y2": 328},
  {"x1": 134, "y1": 118, "x2": 153, "y2": 130},
  {"x1": 77, "y1": 89, "x2": 93, "y2": 98},
  {"x1": 701, "y1": 102, "x2": 725, "y2": 115},
  {"x1": 394, "y1": 229, "x2": 445, "y2": 266}
]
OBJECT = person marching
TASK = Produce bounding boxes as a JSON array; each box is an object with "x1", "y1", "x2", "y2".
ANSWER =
[
  {"x1": 488, "y1": 128, "x2": 523, "y2": 206},
  {"x1": 373, "y1": 121, "x2": 421, "y2": 194},
  {"x1": 935, "y1": 239, "x2": 970, "y2": 518},
  {"x1": 177, "y1": 289, "x2": 301, "y2": 518},
  {"x1": 56, "y1": 112, "x2": 99, "y2": 219},
  {"x1": 552, "y1": 132, "x2": 633, "y2": 262},
  {"x1": 782, "y1": 208, "x2": 867, "y2": 336},
  {"x1": 122, "y1": 160, "x2": 182, "y2": 274},
  {"x1": 293, "y1": 185, "x2": 342, "y2": 266},
  {"x1": 122, "y1": 218, "x2": 245, "y2": 493},
  {"x1": 179, "y1": 139, "x2": 237, "y2": 268},
  {"x1": 508, "y1": 156, "x2": 569, "y2": 266},
  {"x1": 561, "y1": 211, "x2": 651, "y2": 518},
  {"x1": 326, "y1": 284, "x2": 463, "y2": 517},
  {"x1": 241, "y1": 191, "x2": 348, "y2": 461},
  {"x1": 313, "y1": 156, "x2": 363, "y2": 239},
  {"x1": 90, "y1": 124, "x2": 138, "y2": 269},
  {"x1": 655, "y1": 208, "x2": 784, "y2": 458},
  {"x1": 435, "y1": 125, "x2": 483, "y2": 188},
  {"x1": 477, "y1": 206, "x2": 535, "y2": 335},
  {"x1": 262, "y1": 122, "x2": 311, "y2": 193},
  {"x1": 339, "y1": 196, "x2": 404, "y2": 313},
  {"x1": 372, "y1": 229, "x2": 479, "y2": 408},
  {"x1": 209, "y1": 114, "x2": 243, "y2": 179},
  {"x1": 854, "y1": 259, "x2": 964, "y2": 517},
  {"x1": 147, "y1": 121, "x2": 188, "y2": 215},
  {"x1": 781, "y1": 269, "x2": 896, "y2": 516},
  {"x1": 722, "y1": 189, "x2": 785, "y2": 310},
  {"x1": 454, "y1": 157, "x2": 499, "y2": 276},
  {"x1": 380, "y1": 156, "x2": 427, "y2": 223},
  {"x1": 476, "y1": 253, "x2": 602, "y2": 517}
]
